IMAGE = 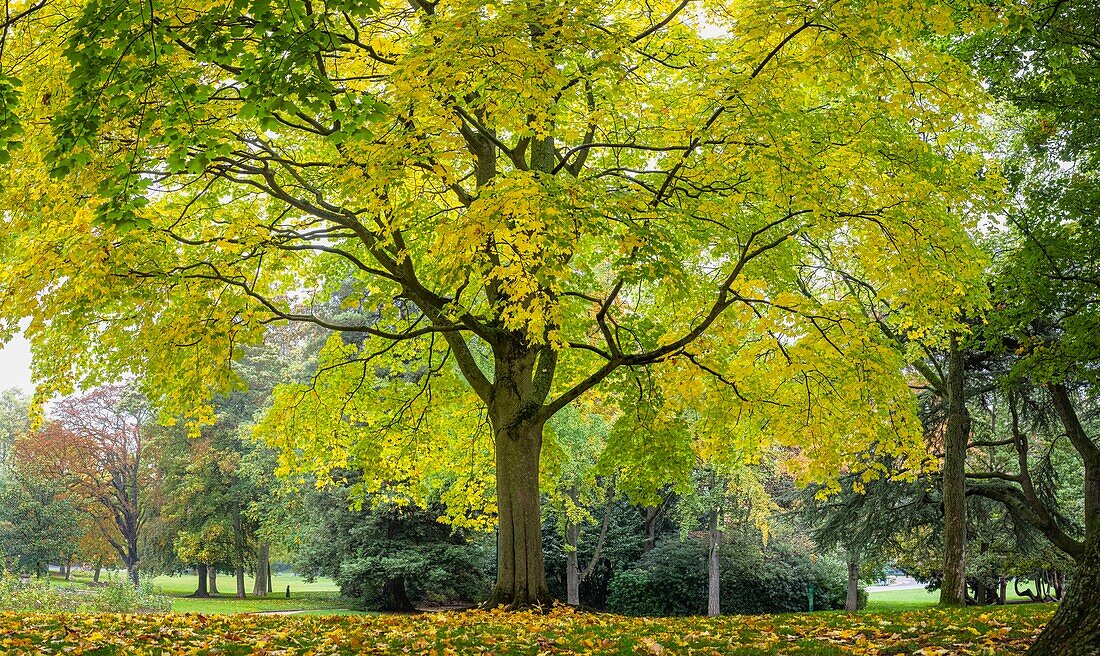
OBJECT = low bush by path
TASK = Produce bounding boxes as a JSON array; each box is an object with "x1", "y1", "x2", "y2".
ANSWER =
[{"x1": 0, "y1": 603, "x2": 1053, "y2": 655}]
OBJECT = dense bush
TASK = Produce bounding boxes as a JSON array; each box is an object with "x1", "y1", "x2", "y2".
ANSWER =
[
  {"x1": 607, "y1": 533, "x2": 863, "y2": 616},
  {"x1": 295, "y1": 483, "x2": 494, "y2": 611},
  {"x1": 0, "y1": 573, "x2": 172, "y2": 613}
]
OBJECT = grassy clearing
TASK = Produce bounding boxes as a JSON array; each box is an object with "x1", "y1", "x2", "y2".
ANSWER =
[
  {"x1": 55, "y1": 571, "x2": 351, "y2": 615},
  {"x1": 0, "y1": 603, "x2": 1053, "y2": 655},
  {"x1": 865, "y1": 581, "x2": 1047, "y2": 612}
]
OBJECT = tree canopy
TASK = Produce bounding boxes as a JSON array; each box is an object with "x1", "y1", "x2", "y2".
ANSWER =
[{"x1": 1, "y1": 0, "x2": 994, "y2": 606}]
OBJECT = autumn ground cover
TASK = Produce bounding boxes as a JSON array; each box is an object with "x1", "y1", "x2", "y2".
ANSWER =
[{"x1": 0, "y1": 603, "x2": 1053, "y2": 655}]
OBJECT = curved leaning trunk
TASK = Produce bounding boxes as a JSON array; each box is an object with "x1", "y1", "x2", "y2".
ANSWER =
[
  {"x1": 486, "y1": 420, "x2": 552, "y2": 609},
  {"x1": 1027, "y1": 532, "x2": 1100, "y2": 655}
]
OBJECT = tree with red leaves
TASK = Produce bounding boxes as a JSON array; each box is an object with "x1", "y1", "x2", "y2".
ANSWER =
[{"x1": 15, "y1": 385, "x2": 155, "y2": 584}]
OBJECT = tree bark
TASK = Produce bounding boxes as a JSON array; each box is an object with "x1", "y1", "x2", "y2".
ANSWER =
[
  {"x1": 485, "y1": 418, "x2": 551, "y2": 609},
  {"x1": 208, "y1": 567, "x2": 219, "y2": 595},
  {"x1": 253, "y1": 542, "x2": 270, "y2": 597},
  {"x1": 707, "y1": 507, "x2": 720, "y2": 617},
  {"x1": 191, "y1": 563, "x2": 210, "y2": 598},
  {"x1": 643, "y1": 506, "x2": 660, "y2": 554},
  {"x1": 565, "y1": 515, "x2": 580, "y2": 606},
  {"x1": 1027, "y1": 385, "x2": 1100, "y2": 654},
  {"x1": 126, "y1": 556, "x2": 139, "y2": 586},
  {"x1": 480, "y1": 337, "x2": 554, "y2": 610},
  {"x1": 845, "y1": 546, "x2": 861, "y2": 611},
  {"x1": 1028, "y1": 530, "x2": 1100, "y2": 655},
  {"x1": 233, "y1": 504, "x2": 246, "y2": 599},
  {"x1": 940, "y1": 334, "x2": 970, "y2": 606},
  {"x1": 382, "y1": 577, "x2": 415, "y2": 611}
]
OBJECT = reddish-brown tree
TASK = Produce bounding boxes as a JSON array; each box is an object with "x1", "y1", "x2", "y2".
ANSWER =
[{"x1": 14, "y1": 385, "x2": 154, "y2": 584}]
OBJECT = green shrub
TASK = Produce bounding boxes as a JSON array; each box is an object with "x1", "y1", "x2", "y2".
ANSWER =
[
  {"x1": 606, "y1": 534, "x2": 863, "y2": 616},
  {"x1": 85, "y1": 577, "x2": 173, "y2": 613},
  {"x1": 0, "y1": 573, "x2": 172, "y2": 613},
  {"x1": 606, "y1": 540, "x2": 706, "y2": 616}
]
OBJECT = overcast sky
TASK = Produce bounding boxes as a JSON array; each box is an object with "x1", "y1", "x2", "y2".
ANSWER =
[{"x1": 0, "y1": 334, "x2": 33, "y2": 393}]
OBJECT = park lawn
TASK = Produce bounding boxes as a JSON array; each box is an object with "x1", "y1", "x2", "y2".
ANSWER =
[
  {"x1": 168, "y1": 591, "x2": 353, "y2": 614},
  {"x1": 54, "y1": 571, "x2": 351, "y2": 614},
  {"x1": 152, "y1": 573, "x2": 350, "y2": 614},
  {"x1": 0, "y1": 602, "x2": 1054, "y2": 655},
  {"x1": 865, "y1": 582, "x2": 1048, "y2": 612}
]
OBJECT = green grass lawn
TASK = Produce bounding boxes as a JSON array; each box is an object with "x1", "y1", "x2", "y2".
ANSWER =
[
  {"x1": 866, "y1": 580, "x2": 1047, "y2": 611},
  {"x1": 57, "y1": 570, "x2": 356, "y2": 615}
]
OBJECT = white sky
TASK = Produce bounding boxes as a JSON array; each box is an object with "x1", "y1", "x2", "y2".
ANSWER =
[{"x1": 0, "y1": 334, "x2": 33, "y2": 393}]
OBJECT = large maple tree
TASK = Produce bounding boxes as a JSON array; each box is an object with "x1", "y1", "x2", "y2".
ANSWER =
[{"x1": 1, "y1": 0, "x2": 990, "y2": 606}]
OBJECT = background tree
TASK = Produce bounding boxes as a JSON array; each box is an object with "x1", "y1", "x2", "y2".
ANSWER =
[
  {"x1": 0, "y1": 471, "x2": 81, "y2": 577},
  {"x1": 949, "y1": 0, "x2": 1100, "y2": 646},
  {"x1": 15, "y1": 386, "x2": 156, "y2": 584},
  {"x1": 0, "y1": 388, "x2": 29, "y2": 469}
]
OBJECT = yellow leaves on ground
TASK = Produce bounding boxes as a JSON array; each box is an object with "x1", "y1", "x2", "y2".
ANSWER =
[{"x1": 0, "y1": 603, "x2": 1052, "y2": 655}]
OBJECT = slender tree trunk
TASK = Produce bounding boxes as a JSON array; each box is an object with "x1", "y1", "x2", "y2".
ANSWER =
[
  {"x1": 208, "y1": 567, "x2": 219, "y2": 595},
  {"x1": 253, "y1": 542, "x2": 270, "y2": 597},
  {"x1": 93, "y1": 561, "x2": 102, "y2": 584},
  {"x1": 707, "y1": 507, "x2": 720, "y2": 617},
  {"x1": 940, "y1": 334, "x2": 970, "y2": 606},
  {"x1": 643, "y1": 506, "x2": 659, "y2": 554},
  {"x1": 233, "y1": 505, "x2": 246, "y2": 599},
  {"x1": 191, "y1": 563, "x2": 210, "y2": 598},
  {"x1": 845, "y1": 546, "x2": 861, "y2": 611},
  {"x1": 565, "y1": 517, "x2": 580, "y2": 606},
  {"x1": 486, "y1": 418, "x2": 551, "y2": 609},
  {"x1": 267, "y1": 561, "x2": 273, "y2": 594}
]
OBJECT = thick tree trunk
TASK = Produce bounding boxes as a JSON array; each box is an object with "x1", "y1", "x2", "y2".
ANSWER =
[
  {"x1": 253, "y1": 542, "x2": 270, "y2": 597},
  {"x1": 235, "y1": 565, "x2": 246, "y2": 599},
  {"x1": 191, "y1": 563, "x2": 210, "y2": 598},
  {"x1": 485, "y1": 419, "x2": 551, "y2": 609},
  {"x1": 93, "y1": 561, "x2": 102, "y2": 584},
  {"x1": 208, "y1": 567, "x2": 219, "y2": 595},
  {"x1": 382, "y1": 577, "x2": 415, "y2": 611},
  {"x1": 707, "y1": 507, "x2": 720, "y2": 617},
  {"x1": 1028, "y1": 531, "x2": 1100, "y2": 655},
  {"x1": 845, "y1": 546, "x2": 861, "y2": 611},
  {"x1": 940, "y1": 334, "x2": 970, "y2": 607},
  {"x1": 565, "y1": 518, "x2": 580, "y2": 606}
]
